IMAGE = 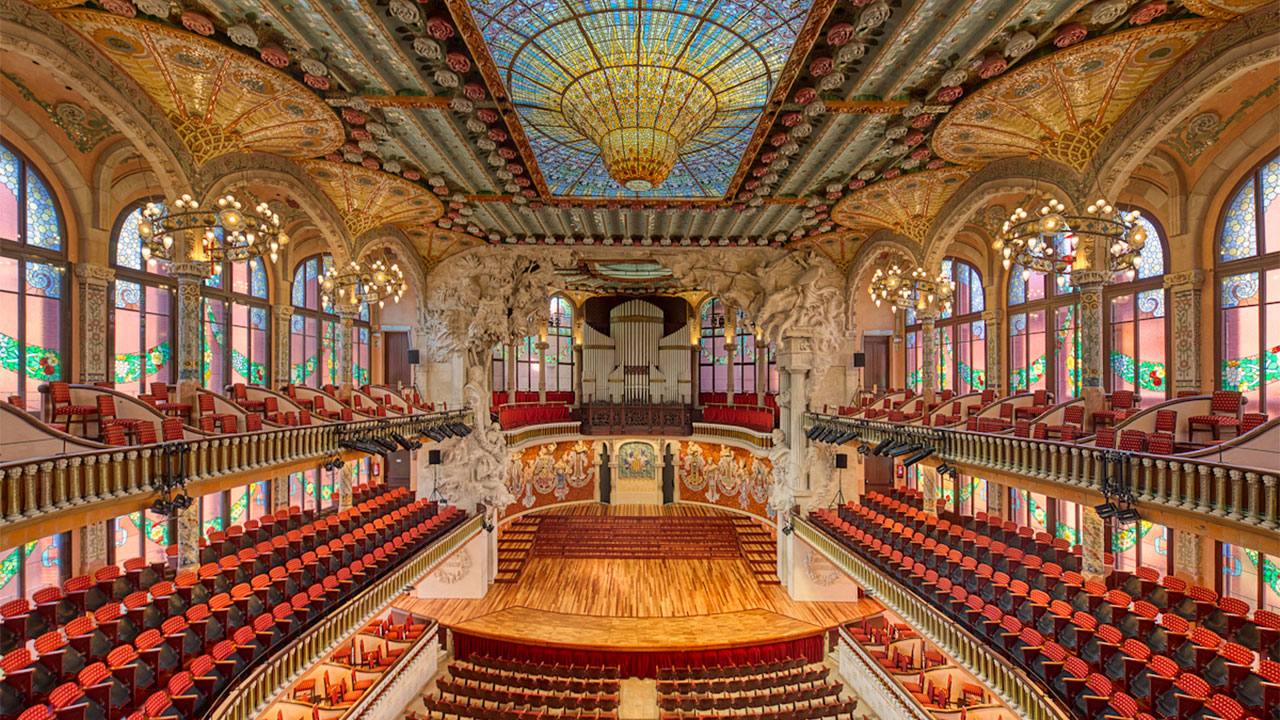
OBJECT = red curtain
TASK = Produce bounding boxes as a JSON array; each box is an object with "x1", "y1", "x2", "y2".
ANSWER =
[{"x1": 450, "y1": 632, "x2": 823, "y2": 679}]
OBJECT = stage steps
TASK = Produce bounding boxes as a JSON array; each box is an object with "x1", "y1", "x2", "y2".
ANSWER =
[
  {"x1": 732, "y1": 517, "x2": 780, "y2": 585},
  {"x1": 530, "y1": 515, "x2": 743, "y2": 559},
  {"x1": 495, "y1": 516, "x2": 540, "y2": 583}
]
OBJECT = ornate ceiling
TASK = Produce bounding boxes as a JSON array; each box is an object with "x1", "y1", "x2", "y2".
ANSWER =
[{"x1": 5, "y1": 0, "x2": 1270, "y2": 263}]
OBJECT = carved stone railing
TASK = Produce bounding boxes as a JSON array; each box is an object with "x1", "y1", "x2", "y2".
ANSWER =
[
  {"x1": 210, "y1": 513, "x2": 481, "y2": 720},
  {"x1": 795, "y1": 519, "x2": 1072, "y2": 720},
  {"x1": 502, "y1": 421, "x2": 583, "y2": 448},
  {"x1": 835, "y1": 627, "x2": 937, "y2": 720},
  {"x1": 806, "y1": 413, "x2": 1280, "y2": 530},
  {"x1": 1, "y1": 409, "x2": 471, "y2": 528}
]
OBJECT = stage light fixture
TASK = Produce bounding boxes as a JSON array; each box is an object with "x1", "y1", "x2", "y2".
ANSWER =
[
  {"x1": 805, "y1": 425, "x2": 821, "y2": 440},
  {"x1": 1094, "y1": 502, "x2": 1118, "y2": 519},
  {"x1": 1115, "y1": 506, "x2": 1141, "y2": 524},
  {"x1": 856, "y1": 445, "x2": 871, "y2": 456},
  {"x1": 871, "y1": 438, "x2": 895, "y2": 456},
  {"x1": 901, "y1": 447, "x2": 934, "y2": 468},
  {"x1": 888, "y1": 443, "x2": 919, "y2": 458}
]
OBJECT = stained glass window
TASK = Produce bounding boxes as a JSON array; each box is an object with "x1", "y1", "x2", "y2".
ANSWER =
[
  {"x1": 290, "y1": 255, "x2": 338, "y2": 389},
  {"x1": 905, "y1": 330, "x2": 921, "y2": 392},
  {"x1": 1, "y1": 143, "x2": 66, "y2": 410},
  {"x1": 546, "y1": 296, "x2": 574, "y2": 393},
  {"x1": 111, "y1": 204, "x2": 174, "y2": 397},
  {"x1": 733, "y1": 310, "x2": 757, "y2": 395},
  {"x1": 353, "y1": 326, "x2": 371, "y2": 387},
  {"x1": 1217, "y1": 153, "x2": 1280, "y2": 415},
  {"x1": 700, "y1": 299, "x2": 729, "y2": 394},
  {"x1": 1109, "y1": 288, "x2": 1167, "y2": 397},
  {"x1": 1007, "y1": 254, "x2": 1075, "y2": 396},
  {"x1": 929, "y1": 258, "x2": 985, "y2": 394}
]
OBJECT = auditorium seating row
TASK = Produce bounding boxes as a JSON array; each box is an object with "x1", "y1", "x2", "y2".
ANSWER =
[
  {"x1": 656, "y1": 659, "x2": 860, "y2": 720},
  {"x1": 497, "y1": 403, "x2": 572, "y2": 429},
  {"x1": 699, "y1": 394, "x2": 778, "y2": 408},
  {"x1": 492, "y1": 392, "x2": 574, "y2": 407},
  {"x1": 1, "y1": 486, "x2": 466, "y2": 720},
  {"x1": 808, "y1": 492, "x2": 1278, "y2": 720},
  {"x1": 415, "y1": 654, "x2": 621, "y2": 720},
  {"x1": 530, "y1": 517, "x2": 742, "y2": 559},
  {"x1": 847, "y1": 612, "x2": 997, "y2": 712},
  {"x1": 700, "y1": 405, "x2": 776, "y2": 434}
]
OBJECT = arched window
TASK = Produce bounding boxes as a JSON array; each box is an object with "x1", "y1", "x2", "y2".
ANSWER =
[
  {"x1": 1007, "y1": 235, "x2": 1080, "y2": 399},
  {"x1": 1217, "y1": 152, "x2": 1280, "y2": 415},
  {"x1": 546, "y1": 296, "x2": 574, "y2": 392},
  {"x1": 290, "y1": 254, "x2": 340, "y2": 388},
  {"x1": 0, "y1": 142, "x2": 67, "y2": 410},
  {"x1": 1105, "y1": 211, "x2": 1169, "y2": 399},
  {"x1": 699, "y1": 299, "x2": 728, "y2": 393},
  {"x1": 204, "y1": 257, "x2": 270, "y2": 391},
  {"x1": 111, "y1": 203, "x2": 173, "y2": 396},
  {"x1": 928, "y1": 258, "x2": 987, "y2": 394}
]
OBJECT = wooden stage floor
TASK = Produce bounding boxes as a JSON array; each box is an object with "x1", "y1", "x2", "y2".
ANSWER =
[{"x1": 396, "y1": 505, "x2": 880, "y2": 653}]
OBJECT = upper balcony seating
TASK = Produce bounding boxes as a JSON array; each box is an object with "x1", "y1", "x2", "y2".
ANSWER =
[
  {"x1": 48, "y1": 382, "x2": 97, "y2": 436},
  {"x1": 229, "y1": 383, "x2": 265, "y2": 413},
  {"x1": 149, "y1": 383, "x2": 191, "y2": 418},
  {"x1": 701, "y1": 405, "x2": 776, "y2": 434},
  {"x1": 1092, "y1": 390, "x2": 1138, "y2": 428},
  {"x1": 1014, "y1": 389, "x2": 1051, "y2": 421},
  {"x1": 497, "y1": 403, "x2": 571, "y2": 430},
  {"x1": 966, "y1": 389, "x2": 999, "y2": 418},
  {"x1": 282, "y1": 385, "x2": 314, "y2": 411},
  {"x1": 809, "y1": 490, "x2": 1280, "y2": 720},
  {"x1": 1, "y1": 487, "x2": 465, "y2": 720},
  {"x1": 420, "y1": 654, "x2": 621, "y2": 720}
]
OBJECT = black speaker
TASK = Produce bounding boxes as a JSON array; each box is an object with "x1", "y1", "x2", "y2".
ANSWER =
[
  {"x1": 852, "y1": 353, "x2": 866, "y2": 368},
  {"x1": 407, "y1": 349, "x2": 420, "y2": 365},
  {"x1": 835, "y1": 453, "x2": 848, "y2": 469},
  {"x1": 428, "y1": 449, "x2": 441, "y2": 465}
]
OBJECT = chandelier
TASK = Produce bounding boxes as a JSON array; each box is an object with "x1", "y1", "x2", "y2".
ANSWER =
[
  {"x1": 994, "y1": 196, "x2": 1145, "y2": 277},
  {"x1": 321, "y1": 255, "x2": 406, "y2": 310},
  {"x1": 138, "y1": 193, "x2": 287, "y2": 269},
  {"x1": 868, "y1": 261, "x2": 954, "y2": 315},
  {"x1": 562, "y1": 66, "x2": 717, "y2": 191}
]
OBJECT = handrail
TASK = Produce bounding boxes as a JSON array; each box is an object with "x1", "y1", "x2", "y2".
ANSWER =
[
  {"x1": 805, "y1": 413, "x2": 1280, "y2": 530},
  {"x1": 1, "y1": 408, "x2": 471, "y2": 527},
  {"x1": 209, "y1": 513, "x2": 482, "y2": 720},
  {"x1": 794, "y1": 518, "x2": 1072, "y2": 720}
]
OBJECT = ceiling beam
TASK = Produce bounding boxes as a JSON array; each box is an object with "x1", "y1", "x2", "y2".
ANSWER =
[{"x1": 824, "y1": 100, "x2": 910, "y2": 114}]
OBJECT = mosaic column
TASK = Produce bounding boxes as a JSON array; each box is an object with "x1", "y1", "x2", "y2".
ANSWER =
[
  {"x1": 1163, "y1": 270, "x2": 1205, "y2": 395},
  {"x1": 272, "y1": 474, "x2": 289, "y2": 511},
  {"x1": 78, "y1": 521, "x2": 108, "y2": 574},
  {"x1": 1174, "y1": 528, "x2": 1205, "y2": 585},
  {"x1": 981, "y1": 309, "x2": 1002, "y2": 391},
  {"x1": 74, "y1": 263, "x2": 114, "y2": 384},
  {"x1": 573, "y1": 345, "x2": 584, "y2": 406},
  {"x1": 507, "y1": 343, "x2": 517, "y2": 404},
  {"x1": 725, "y1": 342, "x2": 737, "y2": 396},
  {"x1": 919, "y1": 466, "x2": 937, "y2": 517},
  {"x1": 919, "y1": 311, "x2": 938, "y2": 402},
  {"x1": 171, "y1": 262, "x2": 207, "y2": 406},
  {"x1": 272, "y1": 305, "x2": 294, "y2": 389},
  {"x1": 335, "y1": 304, "x2": 357, "y2": 393},
  {"x1": 339, "y1": 462, "x2": 355, "y2": 510},
  {"x1": 176, "y1": 501, "x2": 201, "y2": 572},
  {"x1": 1074, "y1": 269, "x2": 1109, "y2": 414}
]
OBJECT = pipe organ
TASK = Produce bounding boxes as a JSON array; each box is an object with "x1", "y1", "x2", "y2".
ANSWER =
[{"x1": 581, "y1": 299, "x2": 691, "y2": 404}]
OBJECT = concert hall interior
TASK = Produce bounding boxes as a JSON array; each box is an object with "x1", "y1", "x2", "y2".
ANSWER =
[{"x1": 0, "y1": 0, "x2": 1278, "y2": 719}]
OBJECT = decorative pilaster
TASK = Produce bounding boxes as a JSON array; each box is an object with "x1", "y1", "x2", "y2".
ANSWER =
[
  {"x1": 74, "y1": 263, "x2": 114, "y2": 384},
  {"x1": 573, "y1": 344, "x2": 584, "y2": 405},
  {"x1": 1080, "y1": 505, "x2": 1105, "y2": 581},
  {"x1": 1174, "y1": 528, "x2": 1204, "y2": 584},
  {"x1": 1074, "y1": 269, "x2": 1109, "y2": 412},
  {"x1": 176, "y1": 501, "x2": 201, "y2": 572},
  {"x1": 78, "y1": 520, "x2": 108, "y2": 574},
  {"x1": 506, "y1": 343, "x2": 516, "y2": 403},
  {"x1": 272, "y1": 305, "x2": 294, "y2": 387},
  {"x1": 335, "y1": 304, "x2": 358, "y2": 392},
  {"x1": 339, "y1": 462, "x2": 355, "y2": 510},
  {"x1": 919, "y1": 467, "x2": 937, "y2": 517},
  {"x1": 537, "y1": 340, "x2": 548, "y2": 402},
  {"x1": 171, "y1": 262, "x2": 208, "y2": 403},
  {"x1": 1163, "y1": 270, "x2": 1206, "y2": 395},
  {"x1": 272, "y1": 474, "x2": 289, "y2": 511},
  {"x1": 919, "y1": 311, "x2": 938, "y2": 402},
  {"x1": 725, "y1": 342, "x2": 737, "y2": 396},
  {"x1": 981, "y1": 309, "x2": 1001, "y2": 391}
]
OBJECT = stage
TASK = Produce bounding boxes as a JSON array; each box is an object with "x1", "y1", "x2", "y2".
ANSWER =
[{"x1": 396, "y1": 505, "x2": 880, "y2": 676}]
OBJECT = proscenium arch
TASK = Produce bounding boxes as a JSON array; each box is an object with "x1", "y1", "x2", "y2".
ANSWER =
[{"x1": 0, "y1": 6, "x2": 195, "y2": 194}]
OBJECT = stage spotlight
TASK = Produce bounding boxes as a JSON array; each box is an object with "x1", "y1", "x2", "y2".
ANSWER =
[
  {"x1": 1115, "y1": 506, "x2": 1141, "y2": 524},
  {"x1": 373, "y1": 436, "x2": 400, "y2": 453},
  {"x1": 856, "y1": 445, "x2": 871, "y2": 456},
  {"x1": 150, "y1": 498, "x2": 171, "y2": 515},
  {"x1": 888, "y1": 443, "x2": 919, "y2": 458},
  {"x1": 805, "y1": 425, "x2": 822, "y2": 440},
  {"x1": 449, "y1": 422, "x2": 473, "y2": 436},
  {"x1": 391, "y1": 431, "x2": 422, "y2": 451},
  {"x1": 1094, "y1": 502, "x2": 1119, "y2": 520},
  {"x1": 901, "y1": 447, "x2": 935, "y2": 468},
  {"x1": 871, "y1": 438, "x2": 894, "y2": 456}
]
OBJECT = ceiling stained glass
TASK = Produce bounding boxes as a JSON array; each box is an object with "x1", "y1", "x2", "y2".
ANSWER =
[{"x1": 470, "y1": 0, "x2": 815, "y2": 198}]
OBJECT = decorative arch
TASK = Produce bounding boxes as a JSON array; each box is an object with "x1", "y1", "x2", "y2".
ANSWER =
[
  {"x1": 91, "y1": 139, "x2": 166, "y2": 239},
  {"x1": 0, "y1": 97, "x2": 89, "y2": 260},
  {"x1": 351, "y1": 225, "x2": 430, "y2": 315},
  {"x1": 0, "y1": 8, "x2": 194, "y2": 193}
]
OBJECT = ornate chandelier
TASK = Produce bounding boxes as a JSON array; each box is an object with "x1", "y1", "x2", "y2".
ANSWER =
[
  {"x1": 562, "y1": 66, "x2": 717, "y2": 191},
  {"x1": 868, "y1": 261, "x2": 954, "y2": 315},
  {"x1": 321, "y1": 255, "x2": 406, "y2": 309},
  {"x1": 994, "y1": 196, "x2": 1146, "y2": 277},
  {"x1": 138, "y1": 193, "x2": 288, "y2": 269}
]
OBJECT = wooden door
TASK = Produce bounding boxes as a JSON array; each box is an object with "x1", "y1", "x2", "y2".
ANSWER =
[
  {"x1": 863, "y1": 336, "x2": 889, "y2": 393},
  {"x1": 384, "y1": 331, "x2": 410, "y2": 388}
]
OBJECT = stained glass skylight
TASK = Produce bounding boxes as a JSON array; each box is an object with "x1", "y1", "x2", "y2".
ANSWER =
[{"x1": 470, "y1": 0, "x2": 815, "y2": 198}]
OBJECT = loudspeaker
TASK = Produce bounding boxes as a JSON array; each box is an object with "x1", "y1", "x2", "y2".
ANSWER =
[
  {"x1": 428, "y1": 449, "x2": 441, "y2": 465},
  {"x1": 407, "y1": 349, "x2": 420, "y2": 365},
  {"x1": 852, "y1": 353, "x2": 866, "y2": 368},
  {"x1": 835, "y1": 453, "x2": 848, "y2": 469}
]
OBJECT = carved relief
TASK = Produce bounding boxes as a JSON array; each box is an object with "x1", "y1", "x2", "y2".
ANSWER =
[
  {"x1": 75, "y1": 263, "x2": 113, "y2": 383},
  {"x1": 432, "y1": 546, "x2": 473, "y2": 584},
  {"x1": 803, "y1": 547, "x2": 841, "y2": 587}
]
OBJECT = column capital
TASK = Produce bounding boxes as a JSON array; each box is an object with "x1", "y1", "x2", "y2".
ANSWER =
[
  {"x1": 1163, "y1": 269, "x2": 1206, "y2": 290},
  {"x1": 272, "y1": 304, "x2": 294, "y2": 318},
  {"x1": 170, "y1": 261, "x2": 211, "y2": 279},
  {"x1": 916, "y1": 310, "x2": 939, "y2": 324},
  {"x1": 981, "y1": 309, "x2": 1001, "y2": 324},
  {"x1": 333, "y1": 303, "x2": 362, "y2": 319},
  {"x1": 1072, "y1": 269, "x2": 1110, "y2": 288},
  {"x1": 73, "y1": 262, "x2": 114, "y2": 285}
]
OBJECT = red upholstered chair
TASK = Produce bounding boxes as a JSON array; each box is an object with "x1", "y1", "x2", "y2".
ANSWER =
[
  {"x1": 96, "y1": 395, "x2": 146, "y2": 441},
  {"x1": 1146, "y1": 432, "x2": 1174, "y2": 455},
  {"x1": 161, "y1": 418, "x2": 184, "y2": 442},
  {"x1": 1240, "y1": 412, "x2": 1268, "y2": 433},
  {"x1": 1187, "y1": 390, "x2": 1244, "y2": 442},
  {"x1": 1094, "y1": 427, "x2": 1116, "y2": 449},
  {"x1": 49, "y1": 381, "x2": 98, "y2": 436},
  {"x1": 134, "y1": 421, "x2": 157, "y2": 445},
  {"x1": 1092, "y1": 390, "x2": 1136, "y2": 428},
  {"x1": 150, "y1": 383, "x2": 191, "y2": 417},
  {"x1": 231, "y1": 383, "x2": 265, "y2": 412},
  {"x1": 102, "y1": 424, "x2": 128, "y2": 447},
  {"x1": 1118, "y1": 429, "x2": 1146, "y2": 453},
  {"x1": 1015, "y1": 389, "x2": 1050, "y2": 420},
  {"x1": 1047, "y1": 405, "x2": 1084, "y2": 439}
]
